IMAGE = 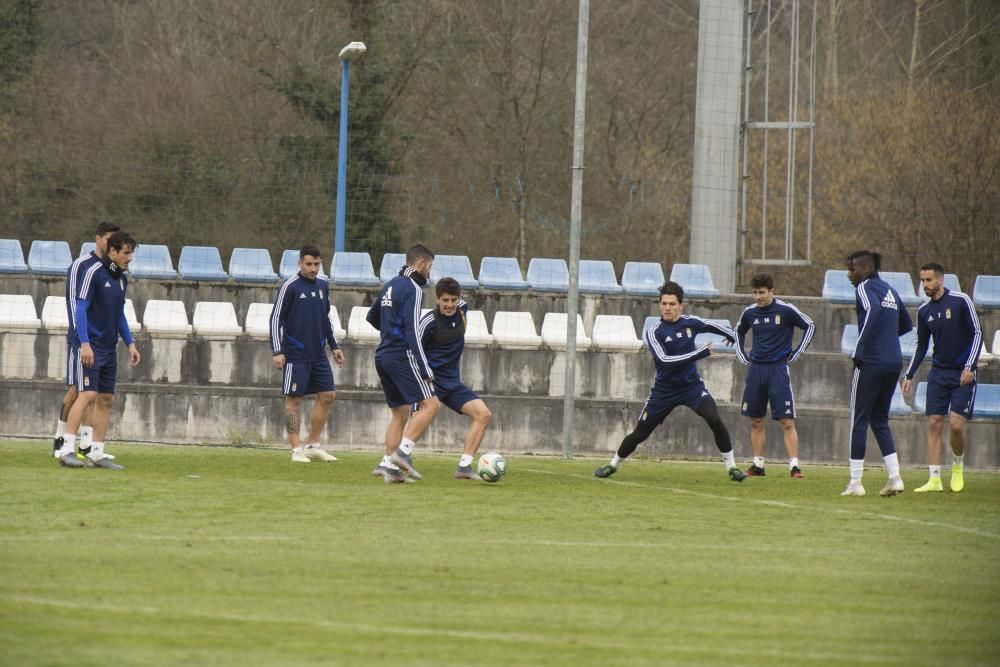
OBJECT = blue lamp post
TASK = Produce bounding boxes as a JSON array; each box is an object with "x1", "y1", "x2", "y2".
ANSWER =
[{"x1": 335, "y1": 41, "x2": 367, "y2": 254}]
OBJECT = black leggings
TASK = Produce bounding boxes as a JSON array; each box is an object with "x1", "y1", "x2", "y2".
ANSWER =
[{"x1": 616, "y1": 396, "x2": 732, "y2": 459}]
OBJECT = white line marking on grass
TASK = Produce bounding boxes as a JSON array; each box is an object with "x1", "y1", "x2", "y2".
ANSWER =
[
  {"x1": 0, "y1": 534, "x2": 293, "y2": 542},
  {"x1": 521, "y1": 468, "x2": 1000, "y2": 539},
  {"x1": 7, "y1": 594, "x2": 901, "y2": 663}
]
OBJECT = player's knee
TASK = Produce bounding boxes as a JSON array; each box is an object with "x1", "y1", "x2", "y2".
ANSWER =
[
  {"x1": 750, "y1": 417, "x2": 764, "y2": 429},
  {"x1": 97, "y1": 393, "x2": 114, "y2": 408},
  {"x1": 476, "y1": 405, "x2": 493, "y2": 426},
  {"x1": 948, "y1": 417, "x2": 965, "y2": 435},
  {"x1": 317, "y1": 391, "x2": 336, "y2": 405},
  {"x1": 779, "y1": 418, "x2": 795, "y2": 432},
  {"x1": 424, "y1": 397, "x2": 442, "y2": 415}
]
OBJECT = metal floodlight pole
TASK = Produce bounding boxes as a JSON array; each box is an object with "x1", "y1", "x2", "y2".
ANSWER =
[
  {"x1": 562, "y1": 0, "x2": 590, "y2": 459},
  {"x1": 335, "y1": 41, "x2": 367, "y2": 255}
]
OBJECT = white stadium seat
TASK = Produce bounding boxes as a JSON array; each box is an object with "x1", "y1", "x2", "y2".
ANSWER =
[
  {"x1": 124, "y1": 299, "x2": 142, "y2": 333},
  {"x1": 347, "y1": 306, "x2": 380, "y2": 343},
  {"x1": 329, "y1": 305, "x2": 347, "y2": 342},
  {"x1": 41, "y1": 295, "x2": 69, "y2": 331},
  {"x1": 591, "y1": 315, "x2": 642, "y2": 351},
  {"x1": 244, "y1": 303, "x2": 273, "y2": 339},
  {"x1": 540, "y1": 313, "x2": 592, "y2": 351},
  {"x1": 0, "y1": 294, "x2": 41, "y2": 331},
  {"x1": 193, "y1": 302, "x2": 243, "y2": 340},
  {"x1": 143, "y1": 300, "x2": 193, "y2": 337},
  {"x1": 464, "y1": 310, "x2": 493, "y2": 347},
  {"x1": 492, "y1": 311, "x2": 542, "y2": 350}
]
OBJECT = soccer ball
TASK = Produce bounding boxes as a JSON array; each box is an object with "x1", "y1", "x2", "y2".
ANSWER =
[{"x1": 477, "y1": 451, "x2": 507, "y2": 483}]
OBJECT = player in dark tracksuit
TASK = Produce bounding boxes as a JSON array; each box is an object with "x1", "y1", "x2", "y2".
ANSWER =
[
  {"x1": 366, "y1": 243, "x2": 440, "y2": 482},
  {"x1": 903, "y1": 262, "x2": 982, "y2": 494},
  {"x1": 594, "y1": 281, "x2": 749, "y2": 482},
  {"x1": 841, "y1": 250, "x2": 913, "y2": 497},
  {"x1": 55, "y1": 231, "x2": 141, "y2": 470},
  {"x1": 418, "y1": 277, "x2": 493, "y2": 480},
  {"x1": 270, "y1": 244, "x2": 344, "y2": 464},
  {"x1": 735, "y1": 273, "x2": 815, "y2": 478}
]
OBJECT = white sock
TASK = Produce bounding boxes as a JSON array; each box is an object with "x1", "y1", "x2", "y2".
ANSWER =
[
  {"x1": 380, "y1": 455, "x2": 392, "y2": 467},
  {"x1": 88, "y1": 442, "x2": 104, "y2": 459},
  {"x1": 884, "y1": 452, "x2": 900, "y2": 479},
  {"x1": 952, "y1": 454, "x2": 964, "y2": 469},
  {"x1": 305, "y1": 441, "x2": 320, "y2": 449},
  {"x1": 723, "y1": 450, "x2": 736, "y2": 469},
  {"x1": 753, "y1": 456, "x2": 765, "y2": 469},
  {"x1": 849, "y1": 458, "x2": 864, "y2": 481},
  {"x1": 57, "y1": 433, "x2": 77, "y2": 457},
  {"x1": 55, "y1": 420, "x2": 67, "y2": 438},
  {"x1": 292, "y1": 446, "x2": 304, "y2": 456},
  {"x1": 459, "y1": 454, "x2": 473, "y2": 468},
  {"x1": 610, "y1": 454, "x2": 625, "y2": 468},
  {"x1": 399, "y1": 438, "x2": 415, "y2": 455},
  {"x1": 80, "y1": 426, "x2": 94, "y2": 449},
  {"x1": 929, "y1": 465, "x2": 941, "y2": 479},
  {"x1": 789, "y1": 457, "x2": 799, "y2": 469}
]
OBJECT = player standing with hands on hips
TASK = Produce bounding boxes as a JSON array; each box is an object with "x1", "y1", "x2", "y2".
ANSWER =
[
  {"x1": 270, "y1": 245, "x2": 344, "y2": 463},
  {"x1": 841, "y1": 250, "x2": 913, "y2": 498},
  {"x1": 903, "y1": 262, "x2": 982, "y2": 493}
]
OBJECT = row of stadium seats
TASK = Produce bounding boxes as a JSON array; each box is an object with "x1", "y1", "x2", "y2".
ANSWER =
[
  {"x1": 0, "y1": 239, "x2": 719, "y2": 296},
  {"x1": 839, "y1": 324, "x2": 995, "y2": 363},
  {"x1": 822, "y1": 269, "x2": 1000, "y2": 309}
]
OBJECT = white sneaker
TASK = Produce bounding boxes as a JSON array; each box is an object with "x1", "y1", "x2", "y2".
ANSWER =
[
  {"x1": 840, "y1": 480, "x2": 866, "y2": 497},
  {"x1": 304, "y1": 446, "x2": 337, "y2": 462},
  {"x1": 291, "y1": 449, "x2": 310, "y2": 463},
  {"x1": 880, "y1": 476, "x2": 904, "y2": 497}
]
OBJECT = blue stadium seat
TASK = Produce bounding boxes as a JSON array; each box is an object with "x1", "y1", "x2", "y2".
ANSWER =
[
  {"x1": 840, "y1": 324, "x2": 859, "y2": 356},
  {"x1": 278, "y1": 249, "x2": 328, "y2": 280},
  {"x1": 579, "y1": 260, "x2": 622, "y2": 295},
  {"x1": 889, "y1": 385, "x2": 911, "y2": 416},
  {"x1": 669, "y1": 263, "x2": 719, "y2": 299},
  {"x1": 641, "y1": 315, "x2": 660, "y2": 347},
  {"x1": 974, "y1": 384, "x2": 1000, "y2": 419},
  {"x1": 478, "y1": 257, "x2": 528, "y2": 290},
  {"x1": 914, "y1": 382, "x2": 928, "y2": 414},
  {"x1": 972, "y1": 275, "x2": 1000, "y2": 309},
  {"x1": 881, "y1": 271, "x2": 920, "y2": 306},
  {"x1": 431, "y1": 254, "x2": 478, "y2": 290},
  {"x1": 694, "y1": 319, "x2": 736, "y2": 353},
  {"x1": 129, "y1": 244, "x2": 177, "y2": 280},
  {"x1": 0, "y1": 239, "x2": 28, "y2": 273},
  {"x1": 621, "y1": 261, "x2": 665, "y2": 296},
  {"x1": 179, "y1": 246, "x2": 229, "y2": 281},
  {"x1": 79, "y1": 242, "x2": 96, "y2": 258},
  {"x1": 229, "y1": 248, "x2": 278, "y2": 283},
  {"x1": 899, "y1": 328, "x2": 934, "y2": 359},
  {"x1": 822, "y1": 270, "x2": 855, "y2": 303},
  {"x1": 331, "y1": 251, "x2": 379, "y2": 287},
  {"x1": 28, "y1": 240, "x2": 72, "y2": 275},
  {"x1": 379, "y1": 253, "x2": 407, "y2": 283},
  {"x1": 527, "y1": 258, "x2": 569, "y2": 292}
]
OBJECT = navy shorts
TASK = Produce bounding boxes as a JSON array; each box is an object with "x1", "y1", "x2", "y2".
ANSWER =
[
  {"x1": 375, "y1": 351, "x2": 435, "y2": 408},
  {"x1": 282, "y1": 357, "x2": 335, "y2": 396},
  {"x1": 76, "y1": 349, "x2": 117, "y2": 394},
  {"x1": 926, "y1": 367, "x2": 976, "y2": 420},
  {"x1": 436, "y1": 383, "x2": 480, "y2": 414},
  {"x1": 638, "y1": 380, "x2": 713, "y2": 429},
  {"x1": 66, "y1": 345, "x2": 79, "y2": 387},
  {"x1": 741, "y1": 363, "x2": 796, "y2": 420}
]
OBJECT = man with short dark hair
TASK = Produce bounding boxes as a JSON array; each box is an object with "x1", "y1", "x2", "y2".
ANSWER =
[
  {"x1": 418, "y1": 277, "x2": 493, "y2": 479},
  {"x1": 841, "y1": 250, "x2": 913, "y2": 497},
  {"x1": 56, "y1": 231, "x2": 141, "y2": 469},
  {"x1": 594, "y1": 281, "x2": 748, "y2": 482},
  {"x1": 735, "y1": 273, "x2": 815, "y2": 478},
  {"x1": 903, "y1": 262, "x2": 982, "y2": 493},
  {"x1": 367, "y1": 244, "x2": 441, "y2": 482},
  {"x1": 270, "y1": 244, "x2": 344, "y2": 463},
  {"x1": 54, "y1": 221, "x2": 121, "y2": 463}
]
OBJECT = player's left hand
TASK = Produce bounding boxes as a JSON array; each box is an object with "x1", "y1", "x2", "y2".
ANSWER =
[
  {"x1": 128, "y1": 343, "x2": 141, "y2": 368},
  {"x1": 332, "y1": 349, "x2": 345, "y2": 368},
  {"x1": 960, "y1": 369, "x2": 975, "y2": 386}
]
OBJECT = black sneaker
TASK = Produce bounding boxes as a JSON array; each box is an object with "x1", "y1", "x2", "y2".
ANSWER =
[
  {"x1": 52, "y1": 436, "x2": 64, "y2": 458},
  {"x1": 594, "y1": 464, "x2": 618, "y2": 478},
  {"x1": 728, "y1": 467, "x2": 748, "y2": 482},
  {"x1": 790, "y1": 466, "x2": 804, "y2": 479},
  {"x1": 746, "y1": 464, "x2": 766, "y2": 477}
]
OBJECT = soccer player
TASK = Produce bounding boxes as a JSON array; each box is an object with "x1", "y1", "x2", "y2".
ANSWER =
[
  {"x1": 366, "y1": 244, "x2": 440, "y2": 482},
  {"x1": 841, "y1": 250, "x2": 913, "y2": 497},
  {"x1": 735, "y1": 273, "x2": 815, "y2": 478},
  {"x1": 53, "y1": 221, "x2": 120, "y2": 462},
  {"x1": 903, "y1": 263, "x2": 982, "y2": 493},
  {"x1": 269, "y1": 244, "x2": 344, "y2": 463},
  {"x1": 417, "y1": 277, "x2": 493, "y2": 479},
  {"x1": 594, "y1": 281, "x2": 749, "y2": 482},
  {"x1": 55, "y1": 231, "x2": 141, "y2": 470}
]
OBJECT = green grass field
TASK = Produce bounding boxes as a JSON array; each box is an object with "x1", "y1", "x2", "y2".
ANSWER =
[{"x1": 2, "y1": 440, "x2": 999, "y2": 666}]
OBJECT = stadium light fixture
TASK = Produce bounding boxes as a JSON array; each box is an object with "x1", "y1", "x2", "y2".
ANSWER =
[{"x1": 335, "y1": 41, "x2": 367, "y2": 254}]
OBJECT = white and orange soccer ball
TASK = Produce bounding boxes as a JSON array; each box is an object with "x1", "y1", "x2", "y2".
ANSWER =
[{"x1": 477, "y1": 451, "x2": 507, "y2": 483}]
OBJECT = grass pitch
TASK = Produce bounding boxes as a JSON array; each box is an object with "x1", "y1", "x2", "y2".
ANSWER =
[{"x1": 2, "y1": 440, "x2": 999, "y2": 666}]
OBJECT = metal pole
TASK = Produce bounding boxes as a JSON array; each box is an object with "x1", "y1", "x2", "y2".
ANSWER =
[
  {"x1": 562, "y1": 0, "x2": 590, "y2": 460},
  {"x1": 335, "y1": 58, "x2": 351, "y2": 254}
]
